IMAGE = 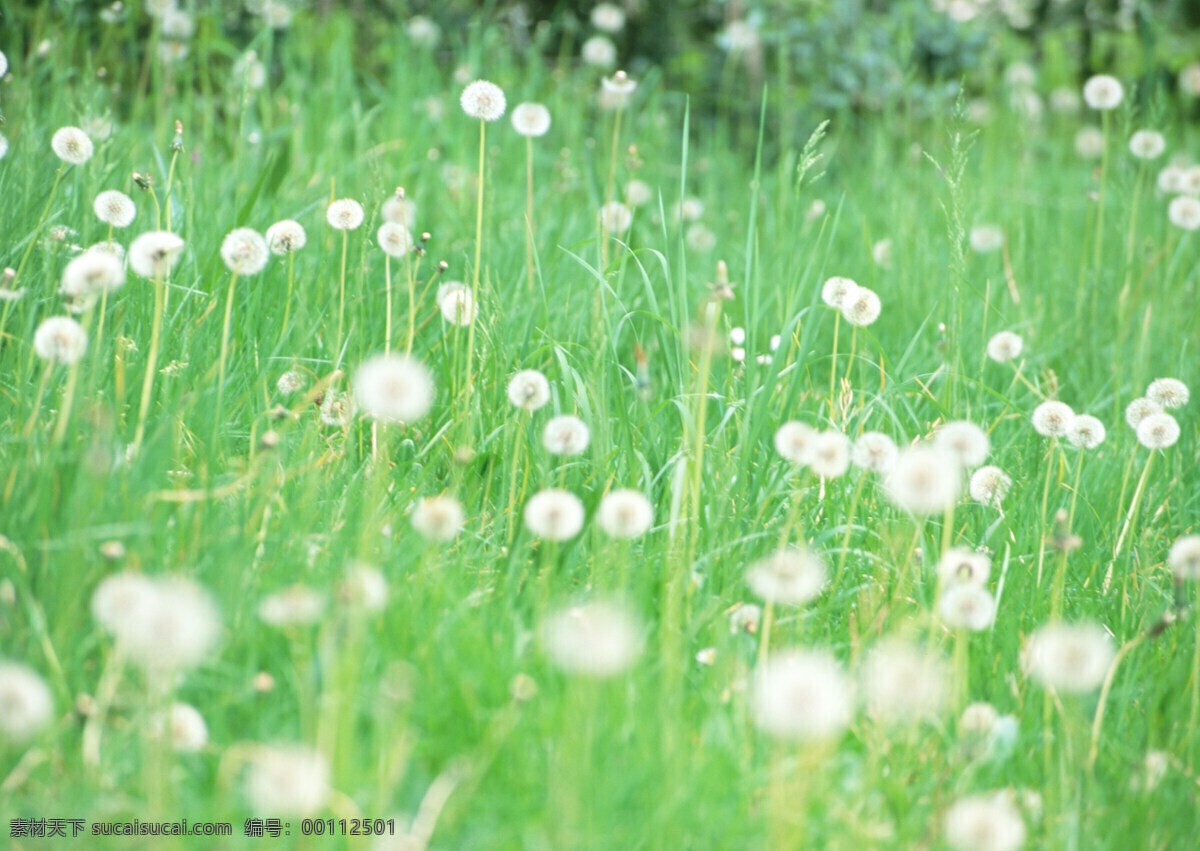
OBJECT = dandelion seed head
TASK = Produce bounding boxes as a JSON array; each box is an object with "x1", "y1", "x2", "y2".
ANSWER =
[
  {"x1": 601, "y1": 70, "x2": 637, "y2": 97},
  {"x1": 258, "y1": 585, "x2": 326, "y2": 627},
  {"x1": 1129, "y1": 130, "x2": 1165, "y2": 160},
  {"x1": 1074, "y1": 125, "x2": 1104, "y2": 159},
  {"x1": 968, "y1": 465, "x2": 1012, "y2": 508},
  {"x1": 338, "y1": 564, "x2": 388, "y2": 613},
  {"x1": 438, "y1": 287, "x2": 475, "y2": 326},
  {"x1": 381, "y1": 195, "x2": 417, "y2": 227},
  {"x1": 33, "y1": 316, "x2": 88, "y2": 364},
  {"x1": 852, "y1": 431, "x2": 898, "y2": 473},
  {"x1": 129, "y1": 230, "x2": 185, "y2": 278},
  {"x1": 1024, "y1": 622, "x2": 1115, "y2": 693},
  {"x1": 746, "y1": 547, "x2": 828, "y2": 606},
  {"x1": 352, "y1": 354, "x2": 435, "y2": 424},
  {"x1": 885, "y1": 446, "x2": 962, "y2": 515},
  {"x1": 460, "y1": 79, "x2": 506, "y2": 121},
  {"x1": 93, "y1": 190, "x2": 136, "y2": 227},
  {"x1": 937, "y1": 547, "x2": 992, "y2": 586},
  {"x1": 729, "y1": 327, "x2": 746, "y2": 346},
  {"x1": 590, "y1": 3, "x2": 626, "y2": 33},
  {"x1": 842, "y1": 286, "x2": 881, "y2": 326},
  {"x1": 808, "y1": 430, "x2": 852, "y2": 478},
  {"x1": 542, "y1": 415, "x2": 590, "y2": 456},
  {"x1": 1136, "y1": 412, "x2": 1180, "y2": 449},
  {"x1": 872, "y1": 238, "x2": 893, "y2": 268},
  {"x1": 1065, "y1": 414, "x2": 1106, "y2": 449},
  {"x1": 541, "y1": 601, "x2": 642, "y2": 678},
  {"x1": 1125, "y1": 397, "x2": 1163, "y2": 429},
  {"x1": 581, "y1": 35, "x2": 617, "y2": 69},
  {"x1": 61, "y1": 251, "x2": 125, "y2": 310},
  {"x1": 0, "y1": 50, "x2": 7, "y2": 78},
  {"x1": 411, "y1": 495, "x2": 465, "y2": 543},
  {"x1": 405, "y1": 15, "x2": 440, "y2": 47},
  {"x1": 0, "y1": 133, "x2": 7, "y2": 160},
  {"x1": 729, "y1": 603, "x2": 762, "y2": 635},
  {"x1": 319, "y1": 391, "x2": 354, "y2": 427},
  {"x1": 774, "y1": 421, "x2": 816, "y2": 465},
  {"x1": 1031, "y1": 400, "x2": 1074, "y2": 437},
  {"x1": 820, "y1": 276, "x2": 858, "y2": 309},
  {"x1": 245, "y1": 745, "x2": 330, "y2": 816},
  {"x1": 265, "y1": 219, "x2": 306, "y2": 254},
  {"x1": 98, "y1": 576, "x2": 221, "y2": 676},
  {"x1": 220, "y1": 227, "x2": 269, "y2": 275},
  {"x1": 937, "y1": 583, "x2": 997, "y2": 631},
  {"x1": 151, "y1": 702, "x2": 208, "y2": 752},
  {"x1": 685, "y1": 223, "x2": 716, "y2": 252},
  {"x1": 862, "y1": 639, "x2": 950, "y2": 724},
  {"x1": 1147, "y1": 377, "x2": 1189, "y2": 409},
  {"x1": 752, "y1": 650, "x2": 854, "y2": 742},
  {"x1": 0, "y1": 662, "x2": 54, "y2": 742},
  {"x1": 958, "y1": 701, "x2": 999, "y2": 738},
  {"x1": 597, "y1": 489, "x2": 654, "y2": 538},
  {"x1": 944, "y1": 793, "x2": 1026, "y2": 851},
  {"x1": 376, "y1": 222, "x2": 412, "y2": 258},
  {"x1": 524, "y1": 488, "x2": 585, "y2": 541},
  {"x1": 511, "y1": 102, "x2": 551, "y2": 137},
  {"x1": 276, "y1": 370, "x2": 304, "y2": 395},
  {"x1": 1167, "y1": 534, "x2": 1200, "y2": 581},
  {"x1": 935, "y1": 420, "x2": 991, "y2": 468},
  {"x1": 51, "y1": 126, "x2": 94, "y2": 165},
  {"x1": 598, "y1": 200, "x2": 633, "y2": 234},
  {"x1": 1157, "y1": 164, "x2": 1186, "y2": 194},
  {"x1": 506, "y1": 369, "x2": 551, "y2": 411},
  {"x1": 1168, "y1": 195, "x2": 1200, "y2": 230},
  {"x1": 1083, "y1": 74, "x2": 1124, "y2": 110},
  {"x1": 326, "y1": 198, "x2": 364, "y2": 231},
  {"x1": 624, "y1": 179, "x2": 652, "y2": 207},
  {"x1": 969, "y1": 224, "x2": 1003, "y2": 253}
]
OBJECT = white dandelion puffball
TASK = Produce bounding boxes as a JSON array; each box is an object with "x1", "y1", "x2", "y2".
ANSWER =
[
  {"x1": 677, "y1": 197, "x2": 705, "y2": 221},
  {"x1": 0, "y1": 133, "x2": 7, "y2": 160},
  {"x1": 405, "y1": 15, "x2": 440, "y2": 47},
  {"x1": 1075, "y1": 125, "x2": 1105, "y2": 159},
  {"x1": 1168, "y1": 534, "x2": 1200, "y2": 581},
  {"x1": 958, "y1": 701, "x2": 1000, "y2": 738},
  {"x1": 987, "y1": 330, "x2": 1024, "y2": 362},
  {"x1": 861, "y1": 639, "x2": 950, "y2": 724},
  {"x1": 507, "y1": 369, "x2": 551, "y2": 411},
  {"x1": 543, "y1": 415, "x2": 590, "y2": 456},
  {"x1": 746, "y1": 548, "x2": 828, "y2": 606},
  {"x1": 1024, "y1": 622, "x2": 1115, "y2": 693},
  {"x1": 266, "y1": 219, "x2": 307, "y2": 254},
  {"x1": 382, "y1": 195, "x2": 417, "y2": 226},
  {"x1": 353, "y1": 354, "x2": 435, "y2": 424},
  {"x1": 602, "y1": 70, "x2": 638, "y2": 97},
  {"x1": 937, "y1": 547, "x2": 992, "y2": 586},
  {"x1": 582, "y1": 35, "x2": 617, "y2": 69},
  {"x1": 460, "y1": 79, "x2": 506, "y2": 121},
  {"x1": 1067, "y1": 414, "x2": 1106, "y2": 449},
  {"x1": 820, "y1": 276, "x2": 858, "y2": 309},
  {"x1": 730, "y1": 604, "x2": 763, "y2": 635},
  {"x1": 0, "y1": 50, "x2": 7, "y2": 78},
  {"x1": 511, "y1": 102, "x2": 551, "y2": 137},
  {"x1": 885, "y1": 446, "x2": 962, "y2": 515},
  {"x1": 730, "y1": 327, "x2": 746, "y2": 346},
  {"x1": 1129, "y1": 130, "x2": 1165, "y2": 160},
  {"x1": 153, "y1": 702, "x2": 208, "y2": 753},
  {"x1": 597, "y1": 489, "x2": 654, "y2": 539},
  {"x1": 245, "y1": 745, "x2": 330, "y2": 816},
  {"x1": 1158, "y1": 165, "x2": 1186, "y2": 194},
  {"x1": 751, "y1": 650, "x2": 854, "y2": 742},
  {"x1": 0, "y1": 662, "x2": 54, "y2": 741},
  {"x1": 598, "y1": 201, "x2": 633, "y2": 234},
  {"x1": 969, "y1": 465, "x2": 1012, "y2": 508},
  {"x1": 93, "y1": 575, "x2": 221, "y2": 675},
  {"x1": 129, "y1": 230, "x2": 185, "y2": 278},
  {"x1": 590, "y1": 2, "x2": 626, "y2": 32},
  {"x1": 51, "y1": 126, "x2": 94, "y2": 165},
  {"x1": 852, "y1": 431, "x2": 898, "y2": 473},
  {"x1": 841, "y1": 286, "x2": 881, "y2": 326},
  {"x1": 220, "y1": 227, "x2": 269, "y2": 275},
  {"x1": 1125, "y1": 397, "x2": 1163, "y2": 429},
  {"x1": 685, "y1": 224, "x2": 716, "y2": 253},
  {"x1": 276, "y1": 370, "x2": 304, "y2": 395},
  {"x1": 93, "y1": 190, "x2": 136, "y2": 228},
  {"x1": 1031, "y1": 400, "x2": 1075, "y2": 437},
  {"x1": 1181, "y1": 63, "x2": 1200, "y2": 97},
  {"x1": 438, "y1": 287, "x2": 475, "y2": 326},
  {"x1": 61, "y1": 251, "x2": 125, "y2": 308},
  {"x1": 624, "y1": 179, "x2": 652, "y2": 207},
  {"x1": 1169, "y1": 196, "x2": 1200, "y2": 230},
  {"x1": 937, "y1": 583, "x2": 997, "y2": 631},
  {"x1": 934, "y1": 420, "x2": 991, "y2": 468},
  {"x1": 411, "y1": 495, "x2": 465, "y2": 543},
  {"x1": 91, "y1": 571, "x2": 158, "y2": 635},
  {"x1": 541, "y1": 601, "x2": 642, "y2": 678},
  {"x1": 326, "y1": 198, "x2": 364, "y2": 231},
  {"x1": 524, "y1": 488, "x2": 586, "y2": 541},
  {"x1": 1136, "y1": 412, "x2": 1180, "y2": 449},
  {"x1": 944, "y1": 793, "x2": 1027, "y2": 851},
  {"x1": 969, "y1": 224, "x2": 1003, "y2": 253},
  {"x1": 377, "y1": 222, "x2": 412, "y2": 258},
  {"x1": 808, "y1": 430, "x2": 852, "y2": 478},
  {"x1": 338, "y1": 564, "x2": 388, "y2": 613},
  {"x1": 774, "y1": 421, "x2": 816, "y2": 465},
  {"x1": 33, "y1": 317, "x2": 88, "y2": 365},
  {"x1": 1083, "y1": 74, "x2": 1124, "y2": 110},
  {"x1": 258, "y1": 585, "x2": 326, "y2": 627},
  {"x1": 1147, "y1": 377, "x2": 1189, "y2": 409}
]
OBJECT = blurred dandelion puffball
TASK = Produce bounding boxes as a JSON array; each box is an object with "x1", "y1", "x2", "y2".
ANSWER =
[
  {"x1": 861, "y1": 639, "x2": 950, "y2": 724},
  {"x1": 746, "y1": 547, "x2": 828, "y2": 606},
  {"x1": 326, "y1": 198, "x2": 364, "y2": 231},
  {"x1": 352, "y1": 354, "x2": 435, "y2": 424},
  {"x1": 51, "y1": 126, "x2": 94, "y2": 165},
  {"x1": 820, "y1": 276, "x2": 858, "y2": 309},
  {"x1": 937, "y1": 583, "x2": 997, "y2": 631},
  {"x1": 944, "y1": 793, "x2": 1027, "y2": 851},
  {"x1": 460, "y1": 79, "x2": 506, "y2": 121},
  {"x1": 884, "y1": 446, "x2": 962, "y2": 515},
  {"x1": 0, "y1": 50, "x2": 7, "y2": 78},
  {"x1": 590, "y1": 2, "x2": 626, "y2": 33},
  {"x1": 93, "y1": 190, "x2": 136, "y2": 228},
  {"x1": 851, "y1": 431, "x2": 898, "y2": 473},
  {"x1": 220, "y1": 228, "x2": 269, "y2": 275},
  {"x1": 338, "y1": 564, "x2": 388, "y2": 613},
  {"x1": 596, "y1": 489, "x2": 654, "y2": 539},
  {"x1": 1024, "y1": 622, "x2": 1115, "y2": 693},
  {"x1": 506, "y1": 369, "x2": 551, "y2": 411},
  {"x1": 969, "y1": 224, "x2": 1003, "y2": 253},
  {"x1": 937, "y1": 548, "x2": 992, "y2": 586},
  {"x1": 1136, "y1": 412, "x2": 1180, "y2": 449},
  {"x1": 598, "y1": 201, "x2": 633, "y2": 234},
  {"x1": 808, "y1": 430, "x2": 852, "y2": 478},
  {"x1": 1128, "y1": 130, "x2": 1165, "y2": 160},
  {"x1": 129, "y1": 230, "x2": 185, "y2": 278},
  {"x1": 1168, "y1": 196, "x2": 1200, "y2": 230},
  {"x1": 1157, "y1": 165, "x2": 1186, "y2": 194},
  {"x1": 841, "y1": 286, "x2": 881, "y2": 326},
  {"x1": 1168, "y1": 535, "x2": 1200, "y2": 581},
  {"x1": 381, "y1": 195, "x2": 417, "y2": 226},
  {"x1": 581, "y1": 35, "x2": 617, "y2": 69},
  {"x1": 511, "y1": 102, "x2": 551, "y2": 137},
  {"x1": 61, "y1": 251, "x2": 125, "y2": 308},
  {"x1": 958, "y1": 701, "x2": 1000, "y2": 738},
  {"x1": 33, "y1": 316, "x2": 88, "y2": 365},
  {"x1": 276, "y1": 370, "x2": 304, "y2": 395},
  {"x1": 150, "y1": 702, "x2": 208, "y2": 753},
  {"x1": 1031, "y1": 400, "x2": 1074, "y2": 437},
  {"x1": 245, "y1": 745, "x2": 330, "y2": 816},
  {"x1": 1083, "y1": 74, "x2": 1124, "y2": 110},
  {"x1": 774, "y1": 421, "x2": 816, "y2": 465},
  {"x1": 405, "y1": 15, "x2": 440, "y2": 48},
  {"x1": 1066, "y1": 414, "x2": 1106, "y2": 449},
  {"x1": 0, "y1": 662, "x2": 54, "y2": 741},
  {"x1": 1074, "y1": 125, "x2": 1105, "y2": 159},
  {"x1": 0, "y1": 133, "x2": 8, "y2": 160},
  {"x1": 969, "y1": 465, "x2": 1012, "y2": 508},
  {"x1": 438, "y1": 287, "x2": 475, "y2": 326},
  {"x1": 524, "y1": 489, "x2": 585, "y2": 541},
  {"x1": 411, "y1": 495, "x2": 465, "y2": 543},
  {"x1": 602, "y1": 71, "x2": 637, "y2": 97},
  {"x1": 1146, "y1": 377, "x2": 1189, "y2": 409},
  {"x1": 376, "y1": 222, "x2": 412, "y2": 258},
  {"x1": 542, "y1": 414, "x2": 590, "y2": 456},
  {"x1": 1124, "y1": 397, "x2": 1162, "y2": 429},
  {"x1": 751, "y1": 650, "x2": 854, "y2": 742},
  {"x1": 624, "y1": 179, "x2": 652, "y2": 207},
  {"x1": 934, "y1": 420, "x2": 991, "y2": 468},
  {"x1": 265, "y1": 219, "x2": 306, "y2": 255},
  {"x1": 258, "y1": 585, "x2": 326, "y2": 627},
  {"x1": 540, "y1": 601, "x2": 642, "y2": 677}
]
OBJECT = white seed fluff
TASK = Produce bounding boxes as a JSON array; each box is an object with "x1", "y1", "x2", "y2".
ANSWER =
[
  {"x1": 1136, "y1": 412, "x2": 1180, "y2": 449},
  {"x1": 885, "y1": 446, "x2": 962, "y2": 515},
  {"x1": 51, "y1": 126, "x2": 94, "y2": 164},
  {"x1": 852, "y1": 431, "x2": 898, "y2": 473},
  {"x1": 154, "y1": 702, "x2": 208, "y2": 753},
  {"x1": 861, "y1": 639, "x2": 950, "y2": 724},
  {"x1": 1125, "y1": 397, "x2": 1163, "y2": 429},
  {"x1": 987, "y1": 330, "x2": 1024, "y2": 362},
  {"x1": 438, "y1": 287, "x2": 475, "y2": 326},
  {"x1": 542, "y1": 415, "x2": 590, "y2": 456},
  {"x1": 944, "y1": 793, "x2": 1027, "y2": 851},
  {"x1": 1146, "y1": 377, "x2": 1189, "y2": 409},
  {"x1": 220, "y1": 227, "x2": 269, "y2": 275},
  {"x1": 969, "y1": 224, "x2": 1003, "y2": 253},
  {"x1": 841, "y1": 286, "x2": 881, "y2": 326},
  {"x1": 376, "y1": 222, "x2": 412, "y2": 258},
  {"x1": 1031, "y1": 400, "x2": 1075, "y2": 437},
  {"x1": 352, "y1": 354, "x2": 435, "y2": 424},
  {"x1": 968, "y1": 465, "x2": 1012, "y2": 508},
  {"x1": 581, "y1": 35, "x2": 617, "y2": 68},
  {"x1": 258, "y1": 585, "x2": 326, "y2": 627},
  {"x1": 265, "y1": 219, "x2": 307, "y2": 254},
  {"x1": 326, "y1": 198, "x2": 364, "y2": 231},
  {"x1": 541, "y1": 601, "x2": 643, "y2": 677},
  {"x1": 1024, "y1": 622, "x2": 1115, "y2": 693},
  {"x1": 511, "y1": 102, "x2": 551, "y2": 137},
  {"x1": 33, "y1": 316, "x2": 88, "y2": 364},
  {"x1": 596, "y1": 489, "x2": 654, "y2": 539},
  {"x1": 507, "y1": 369, "x2": 551, "y2": 411},
  {"x1": 1075, "y1": 125, "x2": 1105, "y2": 159},
  {"x1": 807, "y1": 430, "x2": 852, "y2": 478},
  {"x1": 101, "y1": 576, "x2": 221, "y2": 676},
  {"x1": 937, "y1": 583, "x2": 997, "y2": 631},
  {"x1": 411, "y1": 495, "x2": 465, "y2": 543},
  {"x1": 937, "y1": 547, "x2": 992, "y2": 586},
  {"x1": 245, "y1": 745, "x2": 331, "y2": 816},
  {"x1": 129, "y1": 230, "x2": 185, "y2": 278},
  {"x1": 820, "y1": 276, "x2": 858, "y2": 309},
  {"x1": 1167, "y1": 534, "x2": 1200, "y2": 581},
  {"x1": 1066, "y1": 414, "x2": 1107, "y2": 449},
  {"x1": 1168, "y1": 195, "x2": 1200, "y2": 230},
  {"x1": 1129, "y1": 130, "x2": 1166, "y2": 160},
  {"x1": 774, "y1": 421, "x2": 816, "y2": 465},
  {"x1": 598, "y1": 201, "x2": 633, "y2": 234},
  {"x1": 523, "y1": 488, "x2": 585, "y2": 541},
  {"x1": 590, "y1": 2, "x2": 626, "y2": 32},
  {"x1": 1083, "y1": 74, "x2": 1124, "y2": 110},
  {"x1": 0, "y1": 662, "x2": 54, "y2": 741},
  {"x1": 460, "y1": 79, "x2": 506, "y2": 121},
  {"x1": 934, "y1": 420, "x2": 991, "y2": 468},
  {"x1": 61, "y1": 250, "x2": 125, "y2": 308},
  {"x1": 93, "y1": 190, "x2": 137, "y2": 227},
  {"x1": 746, "y1": 548, "x2": 829, "y2": 606},
  {"x1": 751, "y1": 650, "x2": 854, "y2": 742}
]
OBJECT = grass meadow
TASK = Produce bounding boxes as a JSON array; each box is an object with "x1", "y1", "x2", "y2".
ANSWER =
[{"x1": 1, "y1": 3, "x2": 1199, "y2": 848}]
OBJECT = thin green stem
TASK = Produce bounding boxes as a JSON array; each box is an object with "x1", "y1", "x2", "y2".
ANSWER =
[
  {"x1": 464, "y1": 119, "x2": 486, "y2": 400},
  {"x1": 133, "y1": 272, "x2": 167, "y2": 450}
]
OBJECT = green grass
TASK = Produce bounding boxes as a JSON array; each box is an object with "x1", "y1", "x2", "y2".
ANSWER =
[{"x1": 1, "y1": 6, "x2": 1199, "y2": 849}]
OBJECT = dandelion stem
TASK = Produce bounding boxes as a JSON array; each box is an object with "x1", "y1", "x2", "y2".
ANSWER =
[
  {"x1": 21, "y1": 364, "x2": 53, "y2": 439},
  {"x1": 279, "y1": 251, "x2": 295, "y2": 345},
  {"x1": 1035, "y1": 440, "x2": 1059, "y2": 588},
  {"x1": 1086, "y1": 633, "x2": 1144, "y2": 771},
  {"x1": 133, "y1": 272, "x2": 167, "y2": 451},
  {"x1": 834, "y1": 473, "x2": 867, "y2": 585},
  {"x1": 1113, "y1": 450, "x2": 1155, "y2": 562},
  {"x1": 756, "y1": 600, "x2": 775, "y2": 667},
  {"x1": 214, "y1": 271, "x2": 241, "y2": 439},
  {"x1": 827, "y1": 311, "x2": 840, "y2": 423},
  {"x1": 336, "y1": 230, "x2": 348, "y2": 358},
  {"x1": 384, "y1": 255, "x2": 393, "y2": 354},
  {"x1": 464, "y1": 118, "x2": 487, "y2": 400},
  {"x1": 51, "y1": 362, "x2": 81, "y2": 445},
  {"x1": 524, "y1": 136, "x2": 536, "y2": 293},
  {"x1": 601, "y1": 105, "x2": 624, "y2": 270}
]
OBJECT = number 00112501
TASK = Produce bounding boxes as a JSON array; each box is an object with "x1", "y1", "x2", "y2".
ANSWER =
[{"x1": 300, "y1": 819, "x2": 396, "y2": 836}]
